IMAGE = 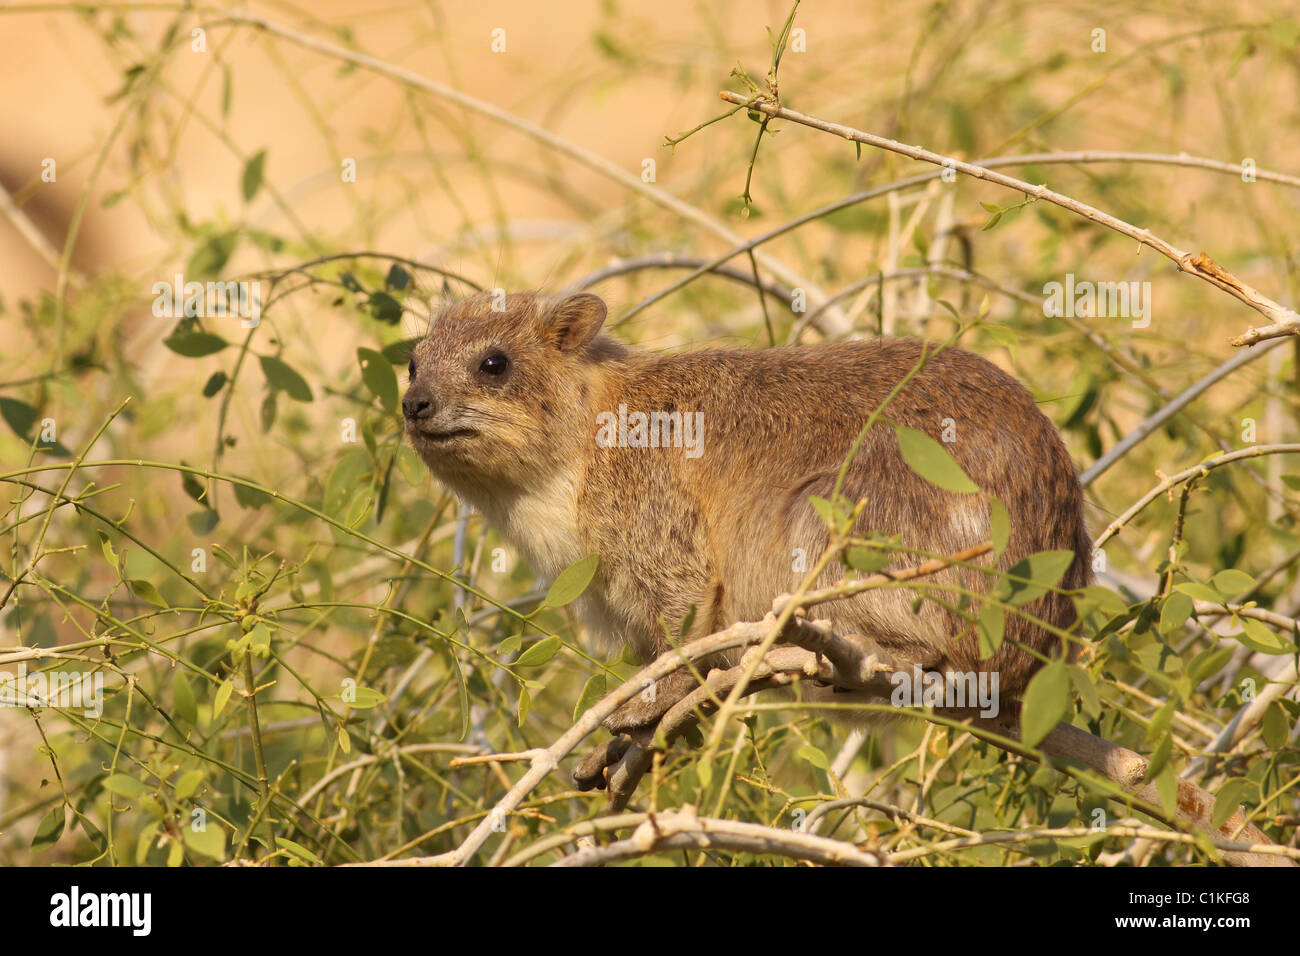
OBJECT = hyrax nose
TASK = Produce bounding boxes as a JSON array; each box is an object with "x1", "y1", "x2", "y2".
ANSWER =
[{"x1": 402, "y1": 388, "x2": 434, "y2": 420}]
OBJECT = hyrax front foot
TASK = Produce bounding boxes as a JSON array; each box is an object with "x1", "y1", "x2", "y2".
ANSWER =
[
  {"x1": 603, "y1": 669, "x2": 701, "y2": 734},
  {"x1": 573, "y1": 736, "x2": 631, "y2": 791}
]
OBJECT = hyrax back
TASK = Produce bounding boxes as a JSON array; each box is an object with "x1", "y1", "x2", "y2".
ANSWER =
[{"x1": 404, "y1": 291, "x2": 1091, "y2": 701}]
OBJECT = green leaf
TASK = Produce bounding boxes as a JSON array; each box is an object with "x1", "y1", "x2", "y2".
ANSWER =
[
  {"x1": 1262, "y1": 701, "x2": 1290, "y2": 749},
  {"x1": 796, "y1": 744, "x2": 829, "y2": 771},
  {"x1": 96, "y1": 530, "x2": 119, "y2": 572},
  {"x1": 809, "y1": 494, "x2": 852, "y2": 531},
  {"x1": 275, "y1": 837, "x2": 322, "y2": 866},
  {"x1": 181, "y1": 468, "x2": 207, "y2": 504},
  {"x1": 1235, "y1": 616, "x2": 1293, "y2": 654},
  {"x1": 0, "y1": 397, "x2": 38, "y2": 438},
  {"x1": 1211, "y1": 569, "x2": 1256, "y2": 595},
  {"x1": 1068, "y1": 664, "x2": 1100, "y2": 719},
  {"x1": 385, "y1": 264, "x2": 411, "y2": 290},
  {"x1": 259, "y1": 355, "x2": 313, "y2": 402},
  {"x1": 1158, "y1": 592, "x2": 1194, "y2": 634},
  {"x1": 323, "y1": 449, "x2": 371, "y2": 518},
  {"x1": 241, "y1": 149, "x2": 266, "y2": 202},
  {"x1": 164, "y1": 330, "x2": 228, "y2": 358},
  {"x1": 995, "y1": 550, "x2": 1076, "y2": 606},
  {"x1": 260, "y1": 391, "x2": 277, "y2": 432},
  {"x1": 187, "y1": 507, "x2": 219, "y2": 535},
  {"x1": 358, "y1": 348, "x2": 398, "y2": 413},
  {"x1": 1154, "y1": 764, "x2": 1178, "y2": 816},
  {"x1": 573, "y1": 674, "x2": 606, "y2": 722},
  {"x1": 344, "y1": 487, "x2": 372, "y2": 528},
  {"x1": 1211, "y1": 778, "x2": 1255, "y2": 830},
  {"x1": 183, "y1": 822, "x2": 227, "y2": 861},
  {"x1": 0, "y1": 399, "x2": 68, "y2": 454},
  {"x1": 893, "y1": 424, "x2": 978, "y2": 493},
  {"x1": 517, "y1": 685, "x2": 531, "y2": 727},
  {"x1": 1020, "y1": 658, "x2": 1070, "y2": 747},
  {"x1": 1146, "y1": 732, "x2": 1173, "y2": 779},
  {"x1": 696, "y1": 755, "x2": 713, "y2": 787},
  {"x1": 212, "y1": 679, "x2": 233, "y2": 720},
  {"x1": 989, "y1": 497, "x2": 1011, "y2": 558},
  {"x1": 1073, "y1": 585, "x2": 1130, "y2": 621},
  {"x1": 232, "y1": 478, "x2": 271, "y2": 509},
  {"x1": 248, "y1": 622, "x2": 272, "y2": 656},
  {"x1": 369, "y1": 291, "x2": 403, "y2": 324},
  {"x1": 202, "y1": 371, "x2": 228, "y2": 397},
  {"x1": 31, "y1": 806, "x2": 65, "y2": 850},
  {"x1": 382, "y1": 337, "x2": 422, "y2": 364},
  {"x1": 976, "y1": 604, "x2": 1004, "y2": 658},
  {"x1": 129, "y1": 579, "x2": 167, "y2": 608},
  {"x1": 543, "y1": 554, "x2": 599, "y2": 608},
  {"x1": 845, "y1": 546, "x2": 890, "y2": 573},
  {"x1": 1174, "y1": 581, "x2": 1221, "y2": 603},
  {"x1": 186, "y1": 232, "x2": 238, "y2": 278},
  {"x1": 450, "y1": 652, "x2": 470, "y2": 742},
  {"x1": 515, "y1": 636, "x2": 562, "y2": 667},
  {"x1": 172, "y1": 671, "x2": 198, "y2": 726},
  {"x1": 344, "y1": 686, "x2": 386, "y2": 709},
  {"x1": 174, "y1": 770, "x2": 204, "y2": 801},
  {"x1": 103, "y1": 774, "x2": 148, "y2": 799},
  {"x1": 1146, "y1": 698, "x2": 1177, "y2": 744},
  {"x1": 1188, "y1": 645, "x2": 1234, "y2": 683},
  {"x1": 397, "y1": 446, "x2": 424, "y2": 485}
]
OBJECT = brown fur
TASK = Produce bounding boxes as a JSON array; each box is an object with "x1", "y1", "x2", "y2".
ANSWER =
[{"x1": 404, "y1": 291, "x2": 1091, "y2": 706}]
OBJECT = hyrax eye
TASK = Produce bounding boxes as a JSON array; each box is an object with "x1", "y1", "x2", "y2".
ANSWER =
[
  {"x1": 407, "y1": 358, "x2": 416, "y2": 378},
  {"x1": 479, "y1": 352, "x2": 509, "y2": 376}
]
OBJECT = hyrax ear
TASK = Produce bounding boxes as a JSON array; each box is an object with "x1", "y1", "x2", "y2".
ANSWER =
[{"x1": 542, "y1": 293, "x2": 607, "y2": 352}]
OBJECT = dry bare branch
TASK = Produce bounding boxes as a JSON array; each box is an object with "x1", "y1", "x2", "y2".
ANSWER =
[{"x1": 719, "y1": 92, "x2": 1300, "y2": 346}]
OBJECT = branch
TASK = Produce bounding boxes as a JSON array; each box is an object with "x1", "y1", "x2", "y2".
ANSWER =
[
  {"x1": 357, "y1": 624, "x2": 780, "y2": 866},
  {"x1": 618, "y1": 149, "x2": 1300, "y2": 332},
  {"x1": 365, "y1": 539, "x2": 1293, "y2": 866},
  {"x1": 549, "y1": 807, "x2": 884, "y2": 867},
  {"x1": 569, "y1": 252, "x2": 795, "y2": 305},
  {"x1": 956, "y1": 707, "x2": 1291, "y2": 867},
  {"x1": 603, "y1": 638, "x2": 1293, "y2": 866},
  {"x1": 719, "y1": 92, "x2": 1300, "y2": 346},
  {"x1": 201, "y1": 14, "x2": 851, "y2": 334},
  {"x1": 1080, "y1": 340, "x2": 1291, "y2": 486},
  {"x1": 1095, "y1": 444, "x2": 1300, "y2": 547}
]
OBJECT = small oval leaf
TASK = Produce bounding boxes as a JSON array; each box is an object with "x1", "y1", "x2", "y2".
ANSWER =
[
  {"x1": 259, "y1": 355, "x2": 313, "y2": 402},
  {"x1": 1020, "y1": 659, "x2": 1070, "y2": 748},
  {"x1": 543, "y1": 554, "x2": 599, "y2": 609},
  {"x1": 515, "y1": 635, "x2": 562, "y2": 668},
  {"x1": 893, "y1": 424, "x2": 979, "y2": 494}
]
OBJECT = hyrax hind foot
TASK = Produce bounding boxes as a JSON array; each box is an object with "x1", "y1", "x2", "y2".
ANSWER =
[
  {"x1": 603, "y1": 669, "x2": 702, "y2": 735},
  {"x1": 573, "y1": 670, "x2": 705, "y2": 791},
  {"x1": 573, "y1": 736, "x2": 631, "y2": 791}
]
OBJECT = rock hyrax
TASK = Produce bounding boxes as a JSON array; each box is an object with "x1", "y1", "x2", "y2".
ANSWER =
[{"x1": 404, "y1": 290, "x2": 1091, "y2": 731}]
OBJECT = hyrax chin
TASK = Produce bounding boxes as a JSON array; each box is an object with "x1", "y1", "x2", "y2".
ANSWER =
[{"x1": 403, "y1": 290, "x2": 1091, "y2": 732}]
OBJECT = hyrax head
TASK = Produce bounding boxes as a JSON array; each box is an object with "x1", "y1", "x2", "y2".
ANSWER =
[{"x1": 403, "y1": 290, "x2": 609, "y2": 487}]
